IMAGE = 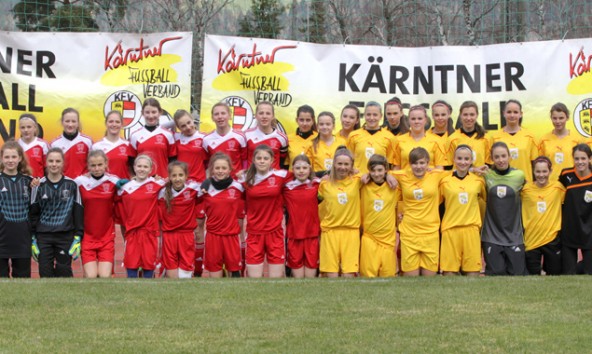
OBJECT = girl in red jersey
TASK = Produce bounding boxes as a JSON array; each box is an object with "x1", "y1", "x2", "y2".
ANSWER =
[
  {"x1": 75, "y1": 150, "x2": 119, "y2": 278},
  {"x1": 245, "y1": 101, "x2": 288, "y2": 170},
  {"x1": 129, "y1": 98, "x2": 176, "y2": 178},
  {"x1": 338, "y1": 104, "x2": 361, "y2": 139},
  {"x1": 158, "y1": 161, "x2": 200, "y2": 279},
  {"x1": 17, "y1": 113, "x2": 48, "y2": 178},
  {"x1": 283, "y1": 155, "x2": 320, "y2": 278},
  {"x1": 117, "y1": 155, "x2": 165, "y2": 278},
  {"x1": 200, "y1": 153, "x2": 245, "y2": 278},
  {"x1": 243, "y1": 144, "x2": 289, "y2": 278},
  {"x1": 50, "y1": 108, "x2": 93, "y2": 178},
  {"x1": 91, "y1": 111, "x2": 132, "y2": 179},
  {"x1": 173, "y1": 109, "x2": 207, "y2": 182},
  {"x1": 203, "y1": 102, "x2": 247, "y2": 178}
]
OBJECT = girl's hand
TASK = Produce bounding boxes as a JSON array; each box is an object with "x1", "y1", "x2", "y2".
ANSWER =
[
  {"x1": 236, "y1": 170, "x2": 245, "y2": 180},
  {"x1": 386, "y1": 174, "x2": 398, "y2": 189},
  {"x1": 472, "y1": 165, "x2": 489, "y2": 176},
  {"x1": 30, "y1": 177, "x2": 40, "y2": 188},
  {"x1": 360, "y1": 173, "x2": 370, "y2": 184}
]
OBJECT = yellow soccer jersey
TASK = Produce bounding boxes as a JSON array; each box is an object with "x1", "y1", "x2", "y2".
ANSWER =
[
  {"x1": 307, "y1": 135, "x2": 347, "y2": 173},
  {"x1": 428, "y1": 129, "x2": 451, "y2": 168},
  {"x1": 361, "y1": 181, "x2": 399, "y2": 246},
  {"x1": 318, "y1": 176, "x2": 362, "y2": 230},
  {"x1": 489, "y1": 128, "x2": 539, "y2": 182},
  {"x1": 521, "y1": 181, "x2": 566, "y2": 251},
  {"x1": 287, "y1": 132, "x2": 317, "y2": 169},
  {"x1": 447, "y1": 129, "x2": 492, "y2": 167},
  {"x1": 394, "y1": 133, "x2": 448, "y2": 169},
  {"x1": 347, "y1": 129, "x2": 397, "y2": 173},
  {"x1": 439, "y1": 172, "x2": 487, "y2": 231},
  {"x1": 539, "y1": 131, "x2": 582, "y2": 181},
  {"x1": 392, "y1": 169, "x2": 447, "y2": 236}
]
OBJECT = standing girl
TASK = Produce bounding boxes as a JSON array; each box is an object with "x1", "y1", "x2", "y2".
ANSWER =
[
  {"x1": 117, "y1": 155, "x2": 165, "y2": 278},
  {"x1": 481, "y1": 142, "x2": 527, "y2": 276},
  {"x1": 243, "y1": 144, "x2": 289, "y2": 278},
  {"x1": 559, "y1": 144, "x2": 592, "y2": 274},
  {"x1": 287, "y1": 105, "x2": 317, "y2": 168},
  {"x1": 75, "y1": 150, "x2": 120, "y2": 278},
  {"x1": 429, "y1": 100, "x2": 455, "y2": 139},
  {"x1": 521, "y1": 156, "x2": 565, "y2": 275},
  {"x1": 439, "y1": 145, "x2": 486, "y2": 276},
  {"x1": 392, "y1": 147, "x2": 445, "y2": 276},
  {"x1": 129, "y1": 98, "x2": 177, "y2": 178},
  {"x1": 50, "y1": 108, "x2": 93, "y2": 178},
  {"x1": 539, "y1": 103, "x2": 581, "y2": 182},
  {"x1": 173, "y1": 109, "x2": 207, "y2": 183},
  {"x1": 202, "y1": 102, "x2": 247, "y2": 178},
  {"x1": 17, "y1": 113, "x2": 48, "y2": 178},
  {"x1": 394, "y1": 105, "x2": 447, "y2": 170},
  {"x1": 200, "y1": 153, "x2": 245, "y2": 278},
  {"x1": 158, "y1": 161, "x2": 200, "y2": 279},
  {"x1": 283, "y1": 155, "x2": 321, "y2": 278},
  {"x1": 347, "y1": 101, "x2": 398, "y2": 173},
  {"x1": 318, "y1": 147, "x2": 362, "y2": 278},
  {"x1": 30, "y1": 148, "x2": 84, "y2": 277},
  {"x1": 245, "y1": 101, "x2": 288, "y2": 170},
  {"x1": 338, "y1": 104, "x2": 361, "y2": 139},
  {"x1": 383, "y1": 98, "x2": 409, "y2": 136},
  {"x1": 308, "y1": 112, "x2": 346, "y2": 177},
  {"x1": 0, "y1": 141, "x2": 33, "y2": 278},
  {"x1": 447, "y1": 101, "x2": 490, "y2": 169},
  {"x1": 489, "y1": 99, "x2": 539, "y2": 182},
  {"x1": 91, "y1": 111, "x2": 131, "y2": 179}
]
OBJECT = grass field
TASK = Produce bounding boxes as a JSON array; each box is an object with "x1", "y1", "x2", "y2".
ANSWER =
[{"x1": 1, "y1": 277, "x2": 591, "y2": 353}]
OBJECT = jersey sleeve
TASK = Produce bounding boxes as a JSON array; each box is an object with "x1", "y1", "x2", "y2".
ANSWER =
[
  {"x1": 73, "y1": 186, "x2": 84, "y2": 237},
  {"x1": 433, "y1": 140, "x2": 448, "y2": 167}
]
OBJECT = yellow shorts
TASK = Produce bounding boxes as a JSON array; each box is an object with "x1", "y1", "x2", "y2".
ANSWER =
[
  {"x1": 319, "y1": 228, "x2": 360, "y2": 274},
  {"x1": 359, "y1": 233, "x2": 397, "y2": 277},
  {"x1": 441, "y1": 226, "x2": 482, "y2": 272},
  {"x1": 399, "y1": 232, "x2": 439, "y2": 273}
]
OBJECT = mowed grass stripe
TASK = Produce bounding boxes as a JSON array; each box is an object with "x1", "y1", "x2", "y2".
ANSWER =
[{"x1": 0, "y1": 277, "x2": 591, "y2": 353}]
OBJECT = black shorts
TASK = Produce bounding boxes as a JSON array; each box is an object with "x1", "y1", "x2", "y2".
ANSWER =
[{"x1": 482, "y1": 242, "x2": 527, "y2": 276}]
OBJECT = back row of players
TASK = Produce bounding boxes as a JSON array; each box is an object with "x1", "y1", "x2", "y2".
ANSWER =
[{"x1": 1, "y1": 97, "x2": 591, "y2": 278}]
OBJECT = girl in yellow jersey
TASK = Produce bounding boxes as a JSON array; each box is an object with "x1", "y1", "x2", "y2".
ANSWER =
[
  {"x1": 447, "y1": 101, "x2": 491, "y2": 169},
  {"x1": 382, "y1": 98, "x2": 409, "y2": 137},
  {"x1": 439, "y1": 145, "x2": 486, "y2": 276},
  {"x1": 347, "y1": 101, "x2": 398, "y2": 174},
  {"x1": 308, "y1": 112, "x2": 346, "y2": 177},
  {"x1": 489, "y1": 99, "x2": 539, "y2": 182},
  {"x1": 539, "y1": 103, "x2": 582, "y2": 182},
  {"x1": 286, "y1": 105, "x2": 317, "y2": 169},
  {"x1": 392, "y1": 147, "x2": 445, "y2": 276},
  {"x1": 521, "y1": 156, "x2": 565, "y2": 275},
  {"x1": 318, "y1": 146, "x2": 362, "y2": 278},
  {"x1": 360, "y1": 154, "x2": 399, "y2": 277},
  {"x1": 394, "y1": 105, "x2": 447, "y2": 170},
  {"x1": 338, "y1": 104, "x2": 361, "y2": 140},
  {"x1": 429, "y1": 101, "x2": 455, "y2": 168}
]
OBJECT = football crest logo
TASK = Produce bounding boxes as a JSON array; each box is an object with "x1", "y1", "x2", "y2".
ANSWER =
[
  {"x1": 537, "y1": 201, "x2": 547, "y2": 213},
  {"x1": 413, "y1": 189, "x2": 423, "y2": 200},
  {"x1": 573, "y1": 98, "x2": 592, "y2": 137},
  {"x1": 496, "y1": 186, "x2": 507, "y2": 198},
  {"x1": 337, "y1": 192, "x2": 348, "y2": 205},
  {"x1": 373, "y1": 199, "x2": 383, "y2": 212},
  {"x1": 584, "y1": 190, "x2": 592, "y2": 203}
]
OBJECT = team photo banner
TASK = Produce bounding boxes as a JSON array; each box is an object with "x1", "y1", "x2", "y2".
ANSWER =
[
  {"x1": 0, "y1": 31, "x2": 192, "y2": 143},
  {"x1": 201, "y1": 34, "x2": 592, "y2": 137}
]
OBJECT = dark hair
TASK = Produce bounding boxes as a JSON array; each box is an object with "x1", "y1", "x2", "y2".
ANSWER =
[
  {"x1": 384, "y1": 98, "x2": 409, "y2": 134},
  {"x1": 573, "y1": 143, "x2": 592, "y2": 158},
  {"x1": 143, "y1": 98, "x2": 162, "y2": 112},
  {"x1": 312, "y1": 111, "x2": 336, "y2": 154},
  {"x1": 409, "y1": 147, "x2": 430, "y2": 164},
  {"x1": 245, "y1": 144, "x2": 274, "y2": 186},
  {"x1": 340, "y1": 104, "x2": 361, "y2": 131},
  {"x1": 458, "y1": 101, "x2": 486, "y2": 139},
  {"x1": 532, "y1": 156, "x2": 552, "y2": 171},
  {"x1": 330, "y1": 146, "x2": 353, "y2": 183},
  {"x1": 292, "y1": 154, "x2": 315, "y2": 180},
  {"x1": 87, "y1": 149, "x2": 108, "y2": 164},
  {"x1": 490, "y1": 141, "x2": 510, "y2": 158},
  {"x1": 0, "y1": 139, "x2": 32, "y2": 175},
  {"x1": 163, "y1": 161, "x2": 188, "y2": 213},
  {"x1": 550, "y1": 102, "x2": 569, "y2": 117},
  {"x1": 46, "y1": 147, "x2": 65, "y2": 175},
  {"x1": 367, "y1": 154, "x2": 388, "y2": 172},
  {"x1": 503, "y1": 99, "x2": 523, "y2": 126},
  {"x1": 207, "y1": 152, "x2": 233, "y2": 178},
  {"x1": 296, "y1": 104, "x2": 317, "y2": 132}
]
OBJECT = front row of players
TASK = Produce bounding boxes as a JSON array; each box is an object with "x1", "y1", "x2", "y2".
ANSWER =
[{"x1": 0, "y1": 138, "x2": 591, "y2": 278}]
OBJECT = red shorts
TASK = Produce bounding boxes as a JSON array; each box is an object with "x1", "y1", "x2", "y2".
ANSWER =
[
  {"x1": 203, "y1": 233, "x2": 242, "y2": 272},
  {"x1": 124, "y1": 229, "x2": 158, "y2": 270},
  {"x1": 162, "y1": 231, "x2": 195, "y2": 272},
  {"x1": 287, "y1": 237, "x2": 319, "y2": 269},
  {"x1": 81, "y1": 239, "x2": 115, "y2": 265},
  {"x1": 245, "y1": 228, "x2": 285, "y2": 265}
]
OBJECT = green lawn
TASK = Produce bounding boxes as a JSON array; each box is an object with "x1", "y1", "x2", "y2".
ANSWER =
[{"x1": 1, "y1": 277, "x2": 591, "y2": 353}]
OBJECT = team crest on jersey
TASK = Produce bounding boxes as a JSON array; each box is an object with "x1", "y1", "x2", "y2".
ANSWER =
[
  {"x1": 228, "y1": 140, "x2": 236, "y2": 149},
  {"x1": 119, "y1": 146, "x2": 127, "y2": 155},
  {"x1": 509, "y1": 148, "x2": 519, "y2": 160},
  {"x1": 585, "y1": 190, "x2": 592, "y2": 203},
  {"x1": 228, "y1": 189, "x2": 236, "y2": 198},
  {"x1": 573, "y1": 98, "x2": 592, "y2": 136},
  {"x1": 102, "y1": 184, "x2": 111, "y2": 193},
  {"x1": 554, "y1": 152, "x2": 564, "y2": 164},
  {"x1": 337, "y1": 192, "x2": 348, "y2": 205},
  {"x1": 373, "y1": 199, "x2": 384, "y2": 212},
  {"x1": 183, "y1": 191, "x2": 191, "y2": 200},
  {"x1": 365, "y1": 147, "x2": 375, "y2": 159},
  {"x1": 269, "y1": 140, "x2": 278, "y2": 148},
  {"x1": 413, "y1": 189, "x2": 423, "y2": 200},
  {"x1": 496, "y1": 186, "x2": 507, "y2": 198},
  {"x1": 146, "y1": 184, "x2": 154, "y2": 193},
  {"x1": 32, "y1": 148, "x2": 40, "y2": 158},
  {"x1": 61, "y1": 190, "x2": 71, "y2": 200},
  {"x1": 268, "y1": 177, "x2": 276, "y2": 186},
  {"x1": 22, "y1": 186, "x2": 29, "y2": 198},
  {"x1": 156, "y1": 136, "x2": 164, "y2": 144},
  {"x1": 324, "y1": 159, "x2": 332, "y2": 171},
  {"x1": 76, "y1": 143, "x2": 85, "y2": 153},
  {"x1": 458, "y1": 192, "x2": 469, "y2": 205},
  {"x1": 194, "y1": 140, "x2": 202, "y2": 148},
  {"x1": 537, "y1": 201, "x2": 547, "y2": 213}
]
